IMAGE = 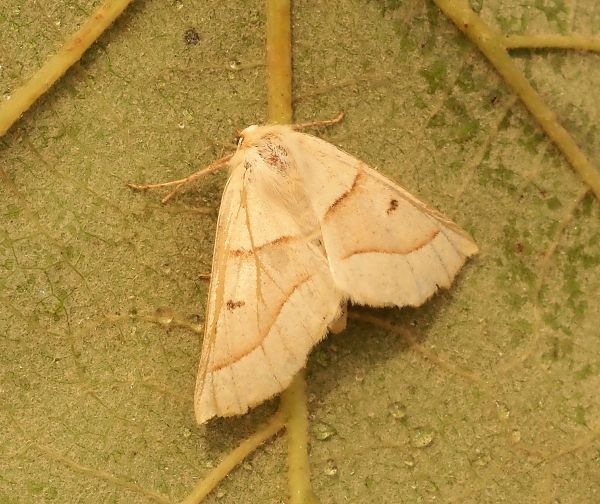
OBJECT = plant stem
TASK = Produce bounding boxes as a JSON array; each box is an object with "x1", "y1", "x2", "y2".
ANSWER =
[
  {"x1": 266, "y1": 1, "x2": 318, "y2": 502},
  {"x1": 433, "y1": 0, "x2": 600, "y2": 201},
  {"x1": 179, "y1": 411, "x2": 287, "y2": 504},
  {"x1": 280, "y1": 371, "x2": 319, "y2": 504},
  {"x1": 0, "y1": 0, "x2": 133, "y2": 137},
  {"x1": 266, "y1": 0, "x2": 293, "y2": 124},
  {"x1": 504, "y1": 34, "x2": 600, "y2": 52}
]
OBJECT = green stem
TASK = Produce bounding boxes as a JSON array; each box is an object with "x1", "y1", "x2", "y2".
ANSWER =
[
  {"x1": 504, "y1": 34, "x2": 600, "y2": 52},
  {"x1": 433, "y1": 0, "x2": 600, "y2": 201},
  {"x1": 265, "y1": 1, "x2": 318, "y2": 502},
  {"x1": 280, "y1": 372, "x2": 319, "y2": 504},
  {"x1": 179, "y1": 411, "x2": 286, "y2": 504},
  {"x1": 0, "y1": 0, "x2": 134, "y2": 137},
  {"x1": 266, "y1": 0, "x2": 293, "y2": 124}
]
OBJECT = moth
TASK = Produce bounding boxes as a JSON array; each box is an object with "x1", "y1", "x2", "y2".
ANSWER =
[{"x1": 193, "y1": 123, "x2": 478, "y2": 424}]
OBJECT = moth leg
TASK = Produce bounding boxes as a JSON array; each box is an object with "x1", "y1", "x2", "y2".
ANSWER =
[
  {"x1": 292, "y1": 111, "x2": 345, "y2": 132},
  {"x1": 127, "y1": 153, "x2": 233, "y2": 203}
]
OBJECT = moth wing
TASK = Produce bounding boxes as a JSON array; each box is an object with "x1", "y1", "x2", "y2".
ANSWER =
[
  {"x1": 195, "y1": 152, "x2": 342, "y2": 424},
  {"x1": 291, "y1": 132, "x2": 479, "y2": 308}
]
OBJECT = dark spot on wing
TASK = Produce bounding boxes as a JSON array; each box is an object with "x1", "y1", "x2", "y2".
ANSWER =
[
  {"x1": 226, "y1": 300, "x2": 245, "y2": 310},
  {"x1": 310, "y1": 237, "x2": 326, "y2": 254},
  {"x1": 386, "y1": 199, "x2": 399, "y2": 214}
]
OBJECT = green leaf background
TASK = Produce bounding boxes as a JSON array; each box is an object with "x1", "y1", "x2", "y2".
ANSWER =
[{"x1": 1, "y1": 0, "x2": 599, "y2": 502}]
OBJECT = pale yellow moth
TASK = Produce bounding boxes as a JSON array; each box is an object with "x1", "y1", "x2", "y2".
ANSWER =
[{"x1": 194, "y1": 124, "x2": 478, "y2": 424}]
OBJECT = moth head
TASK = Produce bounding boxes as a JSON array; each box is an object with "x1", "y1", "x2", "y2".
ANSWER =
[
  {"x1": 237, "y1": 124, "x2": 289, "y2": 151},
  {"x1": 237, "y1": 125, "x2": 260, "y2": 150}
]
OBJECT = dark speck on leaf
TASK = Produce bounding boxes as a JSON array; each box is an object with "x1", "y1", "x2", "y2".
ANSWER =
[
  {"x1": 387, "y1": 199, "x2": 399, "y2": 214},
  {"x1": 184, "y1": 28, "x2": 201, "y2": 46}
]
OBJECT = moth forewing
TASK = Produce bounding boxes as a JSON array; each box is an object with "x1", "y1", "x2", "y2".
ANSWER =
[
  {"x1": 194, "y1": 129, "x2": 343, "y2": 423},
  {"x1": 193, "y1": 125, "x2": 478, "y2": 424}
]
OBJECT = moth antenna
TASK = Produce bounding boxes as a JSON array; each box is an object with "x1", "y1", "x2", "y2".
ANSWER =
[
  {"x1": 127, "y1": 153, "x2": 233, "y2": 204},
  {"x1": 292, "y1": 111, "x2": 345, "y2": 131}
]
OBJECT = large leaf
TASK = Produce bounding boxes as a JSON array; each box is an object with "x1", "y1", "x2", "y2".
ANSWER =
[{"x1": 1, "y1": 0, "x2": 599, "y2": 502}]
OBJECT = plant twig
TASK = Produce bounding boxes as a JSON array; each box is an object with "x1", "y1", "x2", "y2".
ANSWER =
[
  {"x1": 433, "y1": 0, "x2": 600, "y2": 201},
  {"x1": 266, "y1": 1, "x2": 318, "y2": 502},
  {"x1": 266, "y1": 0, "x2": 293, "y2": 124},
  {"x1": 504, "y1": 34, "x2": 600, "y2": 52},
  {"x1": 279, "y1": 372, "x2": 319, "y2": 504},
  {"x1": 179, "y1": 411, "x2": 287, "y2": 504},
  {"x1": 0, "y1": 0, "x2": 134, "y2": 137}
]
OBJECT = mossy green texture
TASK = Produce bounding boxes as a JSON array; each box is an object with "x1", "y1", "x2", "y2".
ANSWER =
[{"x1": 1, "y1": 0, "x2": 599, "y2": 503}]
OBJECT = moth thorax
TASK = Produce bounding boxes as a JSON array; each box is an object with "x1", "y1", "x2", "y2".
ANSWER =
[{"x1": 258, "y1": 141, "x2": 291, "y2": 173}]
